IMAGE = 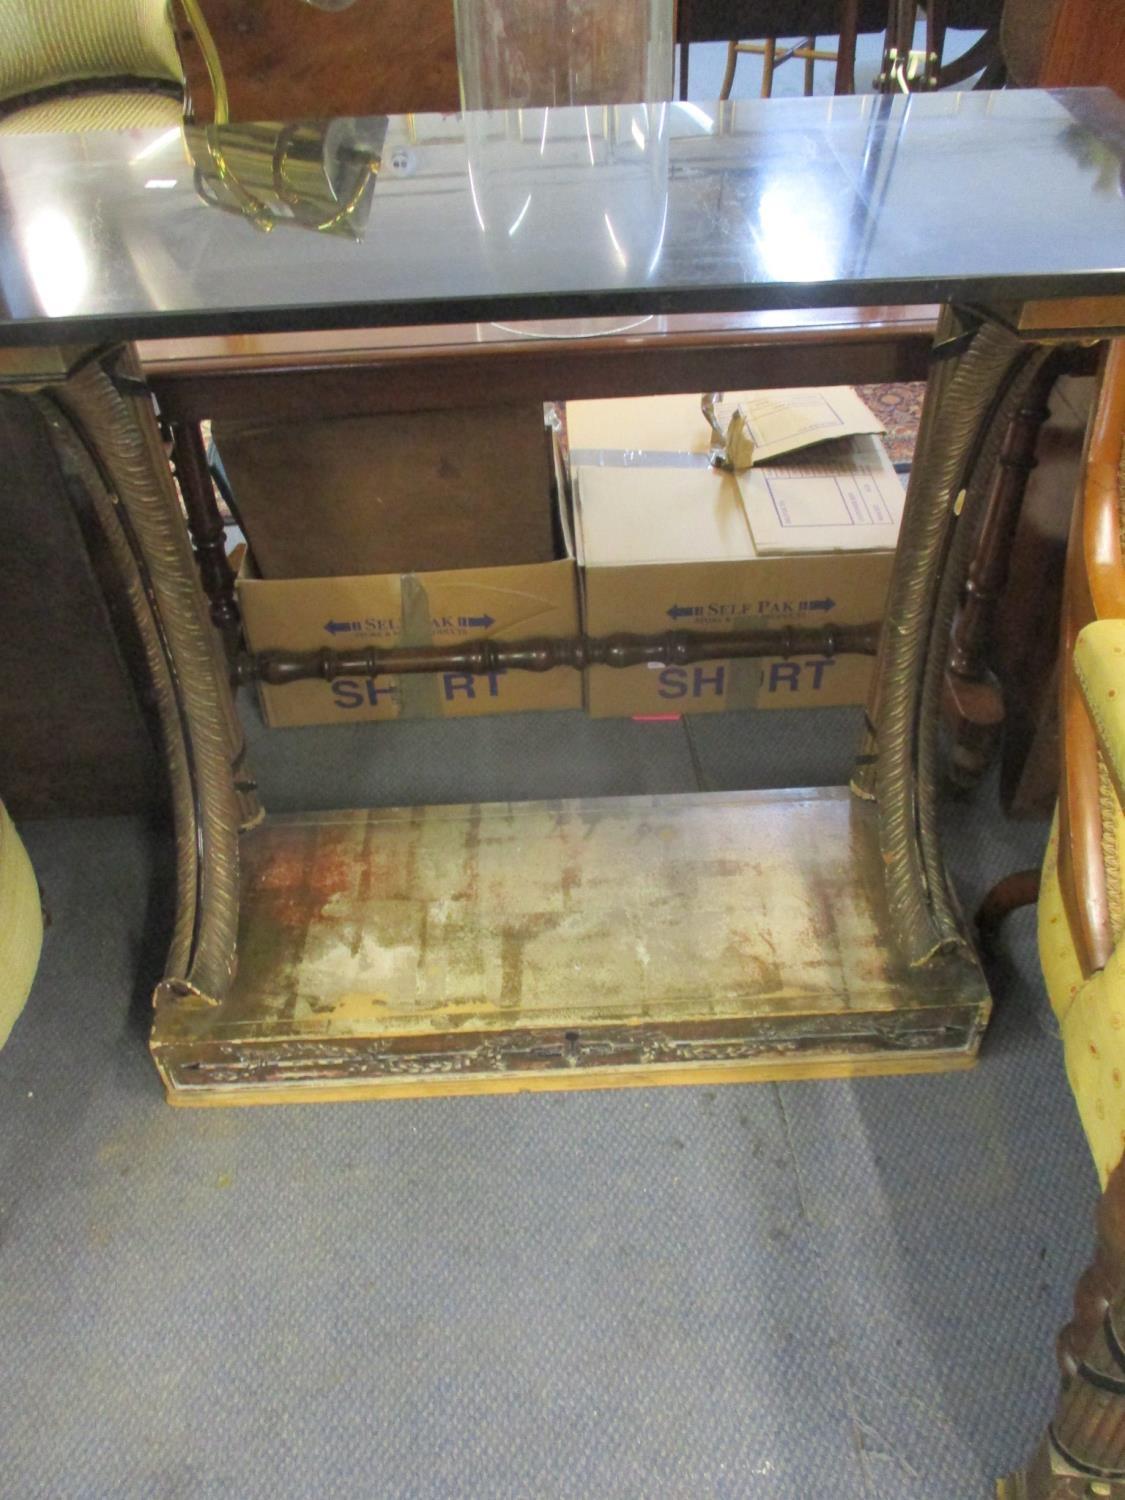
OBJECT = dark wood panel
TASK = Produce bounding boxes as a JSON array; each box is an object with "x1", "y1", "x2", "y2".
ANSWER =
[
  {"x1": 0, "y1": 396, "x2": 161, "y2": 818},
  {"x1": 143, "y1": 309, "x2": 937, "y2": 422},
  {"x1": 1040, "y1": 0, "x2": 1125, "y2": 94},
  {"x1": 678, "y1": 0, "x2": 888, "y2": 42},
  {"x1": 177, "y1": 0, "x2": 460, "y2": 123}
]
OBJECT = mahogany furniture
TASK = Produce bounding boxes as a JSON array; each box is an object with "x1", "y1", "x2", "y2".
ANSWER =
[
  {"x1": 1027, "y1": 0, "x2": 1125, "y2": 96},
  {"x1": 174, "y1": 0, "x2": 461, "y2": 121},
  {"x1": 999, "y1": 343, "x2": 1125, "y2": 1499}
]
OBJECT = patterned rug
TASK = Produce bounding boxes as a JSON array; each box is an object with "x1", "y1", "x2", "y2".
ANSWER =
[{"x1": 856, "y1": 381, "x2": 926, "y2": 466}]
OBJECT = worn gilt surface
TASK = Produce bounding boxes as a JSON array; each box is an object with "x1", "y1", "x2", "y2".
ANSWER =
[{"x1": 153, "y1": 790, "x2": 989, "y2": 1096}]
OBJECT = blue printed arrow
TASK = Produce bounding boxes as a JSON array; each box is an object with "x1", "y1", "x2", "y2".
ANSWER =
[
  {"x1": 324, "y1": 619, "x2": 358, "y2": 636},
  {"x1": 667, "y1": 603, "x2": 702, "y2": 621},
  {"x1": 458, "y1": 614, "x2": 495, "y2": 630},
  {"x1": 802, "y1": 597, "x2": 836, "y2": 612}
]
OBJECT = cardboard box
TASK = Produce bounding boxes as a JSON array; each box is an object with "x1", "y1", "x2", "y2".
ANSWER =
[
  {"x1": 568, "y1": 393, "x2": 899, "y2": 718},
  {"x1": 239, "y1": 440, "x2": 580, "y2": 727},
  {"x1": 214, "y1": 403, "x2": 556, "y2": 579}
]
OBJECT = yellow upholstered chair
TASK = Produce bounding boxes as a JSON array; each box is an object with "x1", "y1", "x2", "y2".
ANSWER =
[
  {"x1": 1001, "y1": 341, "x2": 1125, "y2": 1496},
  {"x1": 0, "y1": 0, "x2": 227, "y2": 133},
  {"x1": 1039, "y1": 340, "x2": 1125, "y2": 1188},
  {"x1": 0, "y1": 799, "x2": 42, "y2": 1049}
]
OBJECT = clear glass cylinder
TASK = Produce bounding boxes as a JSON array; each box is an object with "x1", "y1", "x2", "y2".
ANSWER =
[
  {"x1": 460, "y1": 101, "x2": 670, "y2": 341},
  {"x1": 454, "y1": 0, "x2": 675, "y2": 111}
]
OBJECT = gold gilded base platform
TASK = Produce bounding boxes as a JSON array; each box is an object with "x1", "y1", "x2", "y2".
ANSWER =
[{"x1": 151, "y1": 787, "x2": 991, "y2": 1105}]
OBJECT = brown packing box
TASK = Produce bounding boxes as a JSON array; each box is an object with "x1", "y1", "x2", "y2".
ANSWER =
[
  {"x1": 239, "y1": 437, "x2": 580, "y2": 726},
  {"x1": 213, "y1": 403, "x2": 556, "y2": 578},
  {"x1": 568, "y1": 394, "x2": 898, "y2": 718}
]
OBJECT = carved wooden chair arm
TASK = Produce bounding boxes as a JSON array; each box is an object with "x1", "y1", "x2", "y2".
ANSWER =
[{"x1": 1057, "y1": 340, "x2": 1125, "y2": 978}]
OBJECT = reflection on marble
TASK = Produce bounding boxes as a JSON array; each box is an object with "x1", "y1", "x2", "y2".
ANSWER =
[
  {"x1": 184, "y1": 118, "x2": 385, "y2": 239},
  {"x1": 0, "y1": 90, "x2": 1121, "y2": 345}
]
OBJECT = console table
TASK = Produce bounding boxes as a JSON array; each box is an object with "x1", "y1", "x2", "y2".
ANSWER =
[
  {"x1": 1, "y1": 91, "x2": 1123, "y2": 1115},
  {"x1": 3, "y1": 86, "x2": 1125, "y2": 1500}
]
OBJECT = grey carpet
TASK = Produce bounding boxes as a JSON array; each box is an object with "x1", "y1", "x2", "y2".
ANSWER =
[{"x1": 0, "y1": 702, "x2": 1096, "y2": 1499}]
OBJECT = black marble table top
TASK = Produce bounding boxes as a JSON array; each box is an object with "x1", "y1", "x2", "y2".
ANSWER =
[{"x1": 0, "y1": 89, "x2": 1122, "y2": 347}]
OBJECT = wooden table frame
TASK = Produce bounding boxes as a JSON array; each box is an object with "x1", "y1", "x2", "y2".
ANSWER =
[
  {"x1": 147, "y1": 307, "x2": 1077, "y2": 822},
  {"x1": 141, "y1": 305, "x2": 936, "y2": 642},
  {"x1": 7, "y1": 294, "x2": 1125, "y2": 1500}
]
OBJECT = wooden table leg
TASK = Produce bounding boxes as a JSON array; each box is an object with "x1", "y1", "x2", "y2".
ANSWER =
[
  {"x1": 942, "y1": 355, "x2": 1060, "y2": 791},
  {"x1": 24, "y1": 344, "x2": 257, "y2": 1011},
  {"x1": 835, "y1": 0, "x2": 859, "y2": 94},
  {"x1": 854, "y1": 305, "x2": 1050, "y2": 965},
  {"x1": 999, "y1": 1159, "x2": 1125, "y2": 1497},
  {"x1": 168, "y1": 418, "x2": 242, "y2": 655},
  {"x1": 677, "y1": 0, "x2": 691, "y2": 99}
]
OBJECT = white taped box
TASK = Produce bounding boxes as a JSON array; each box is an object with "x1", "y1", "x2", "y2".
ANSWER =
[{"x1": 567, "y1": 393, "x2": 901, "y2": 718}]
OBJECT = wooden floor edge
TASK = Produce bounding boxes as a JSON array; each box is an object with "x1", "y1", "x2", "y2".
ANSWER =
[{"x1": 161, "y1": 1044, "x2": 980, "y2": 1108}]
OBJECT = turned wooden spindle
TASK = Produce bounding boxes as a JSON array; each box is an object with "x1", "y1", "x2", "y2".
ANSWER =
[{"x1": 169, "y1": 420, "x2": 241, "y2": 651}]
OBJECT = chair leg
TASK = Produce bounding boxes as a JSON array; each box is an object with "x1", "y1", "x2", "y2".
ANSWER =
[
  {"x1": 942, "y1": 356, "x2": 1059, "y2": 791},
  {"x1": 760, "y1": 37, "x2": 777, "y2": 97},
  {"x1": 804, "y1": 34, "x2": 816, "y2": 94},
  {"x1": 169, "y1": 419, "x2": 242, "y2": 657},
  {"x1": 939, "y1": 26, "x2": 1002, "y2": 88},
  {"x1": 677, "y1": 0, "x2": 691, "y2": 99},
  {"x1": 719, "y1": 39, "x2": 739, "y2": 100},
  {"x1": 976, "y1": 868, "x2": 1040, "y2": 945},
  {"x1": 835, "y1": 0, "x2": 858, "y2": 93},
  {"x1": 1000, "y1": 1161, "x2": 1125, "y2": 1497}
]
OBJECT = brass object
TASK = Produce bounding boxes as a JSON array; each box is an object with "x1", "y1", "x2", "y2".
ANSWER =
[
  {"x1": 185, "y1": 118, "x2": 385, "y2": 237},
  {"x1": 998, "y1": 1432, "x2": 1125, "y2": 1497},
  {"x1": 700, "y1": 391, "x2": 733, "y2": 469},
  {"x1": 178, "y1": 0, "x2": 230, "y2": 124}
]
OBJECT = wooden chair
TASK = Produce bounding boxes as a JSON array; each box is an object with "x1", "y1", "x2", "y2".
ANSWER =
[
  {"x1": 718, "y1": 27, "x2": 852, "y2": 97},
  {"x1": 0, "y1": 0, "x2": 227, "y2": 131},
  {"x1": 999, "y1": 341, "x2": 1125, "y2": 1496},
  {"x1": 678, "y1": 0, "x2": 887, "y2": 98}
]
